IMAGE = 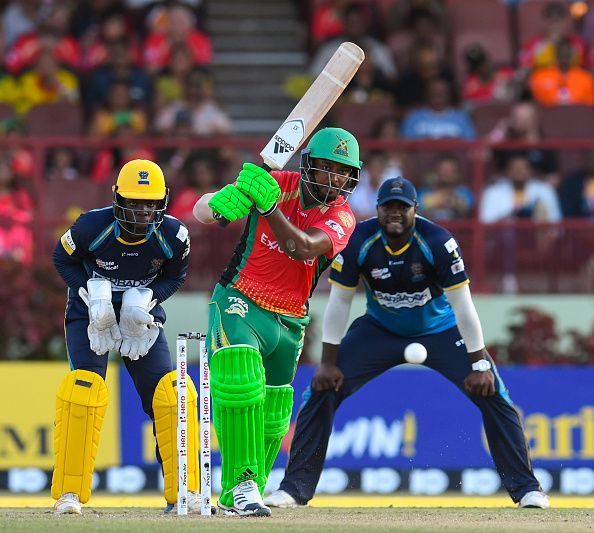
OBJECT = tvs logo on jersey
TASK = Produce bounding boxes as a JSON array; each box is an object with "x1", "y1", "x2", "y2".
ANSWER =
[
  {"x1": 225, "y1": 296, "x2": 248, "y2": 318},
  {"x1": 338, "y1": 211, "x2": 354, "y2": 228},
  {"x1": 333, "y1": 135, "x2": 350, "y2": 157},
  {"x1": 325, "y1": 219, "x2": 346, "y2": 239},
  {"x1": 138, "y1": 170, "x2": 150, "y2": 185}
]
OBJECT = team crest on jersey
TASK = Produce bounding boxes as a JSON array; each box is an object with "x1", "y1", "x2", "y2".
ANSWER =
[
  {"x1": 337, "y1": 211, "x2": 354, "y2": 228},
  {"x1": 148, "y1": 258, "x2": 165, "y2": 274},
  {"x1": 138, "y1": 170, "x2": 150, "y2": 184},
  {"x1": 225, "y1": 296, "x2": 248, "y2": 318},
  {"x1": 333, "y1": 135, "x2": 350, "y2": 157},
  {"x1": 411, "y1": 262, "x2": 425, "y2": 282}
]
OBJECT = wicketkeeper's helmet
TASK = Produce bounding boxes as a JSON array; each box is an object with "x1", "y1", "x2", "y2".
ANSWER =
[{"x1": 112, "y1": 159, "x2": 169, "y2": 236}]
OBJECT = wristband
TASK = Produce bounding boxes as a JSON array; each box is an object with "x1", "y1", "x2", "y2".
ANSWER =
[{"x1": 257, "y1": 203, "x2": 278, "y2": 217}]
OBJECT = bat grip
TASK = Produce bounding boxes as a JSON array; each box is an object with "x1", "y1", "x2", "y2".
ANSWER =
[{"x1": 215, "y1": 163, "x2": 272, "y2": 227}]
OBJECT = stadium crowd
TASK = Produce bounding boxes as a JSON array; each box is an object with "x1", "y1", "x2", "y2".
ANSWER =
[{"x1": 0, "y1": 0, "x2": 592, "y2": 363}]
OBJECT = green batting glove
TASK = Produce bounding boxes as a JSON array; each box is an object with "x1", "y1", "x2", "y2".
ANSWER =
[
  {"x1": 235, "y1": 162, "x2": 281, "y2": 214},
  {"x1": 208, "y1": 184, "x2": 253, "y2": 222}
]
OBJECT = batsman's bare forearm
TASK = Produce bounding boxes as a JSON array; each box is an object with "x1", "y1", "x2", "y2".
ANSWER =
[
  {"x1": 193, "y1": 193, "x2": 216, "y2": 224},
  {"x1": 468, "y1": 348, "x2": 488, "y2": 363},
  {"x1": 265, "y1": 208, "x2": 332, "y2": 260},
  {"x1": 321, "y1": 342, "x2": 340, "y2": 366}
]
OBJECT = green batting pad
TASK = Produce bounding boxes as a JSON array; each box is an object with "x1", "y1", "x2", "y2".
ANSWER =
[
  {"x1": 261, "y1": 385, "x2": 294, "y2": 492},
  {"x1": 210, "y1": 345, "x2": 265, "y2": 506}
]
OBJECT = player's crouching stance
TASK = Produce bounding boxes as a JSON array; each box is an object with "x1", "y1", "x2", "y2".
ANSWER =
[
  {"x1": 51, "y1": 160, "x2": 202, "y2": 515},
  {"x1": 267, "y1": 177, "x2": 550, "y2": 511},
  {"x1": 193, "y1": 128, "x2": 361, "y2": 517}
]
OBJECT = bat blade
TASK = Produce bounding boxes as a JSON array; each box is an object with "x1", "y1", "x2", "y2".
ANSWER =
[
  {"x1": 215, "y1": 42, "x2": 364, "y2": 226},
  {"x1": 260, "y1": 42, "x2": 365, "y2": 170}
]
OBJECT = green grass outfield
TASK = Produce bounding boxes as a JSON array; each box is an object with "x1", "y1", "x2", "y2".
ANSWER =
[{"x1": 1, "y1": 493, "x2": 593, "y2": 532}]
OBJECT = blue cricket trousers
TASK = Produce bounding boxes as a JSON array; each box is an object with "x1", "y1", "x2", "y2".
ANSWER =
[{"x1": 280, "y1": 314, "x2": 541, "y2": 503}]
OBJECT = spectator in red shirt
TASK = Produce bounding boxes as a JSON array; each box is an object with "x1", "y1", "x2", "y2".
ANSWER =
[
  {"x1": 519, "y1": 1, "x2": 588, "y2": 71},
  {"x1": 79, "y1": 10, "x2": 141, "y2": 71},
  {"x1": 142, "y1": 3, "x2": 212, "y2": 75},
  {"x1": 0, "y1": 154, "x2": 34, "y2": 264},
  {"x1": 5, "y1": 3, "x2": 80, "y2": 74},
  {"x1": 310, "y1": 0, "x2": 348, "y2": 48},
  {"x1": 461, "y1": 43, "x2": 515, "y2": 104},
  {"x1": 169, "y1": 156, "x2": 218, "y2": 222}
]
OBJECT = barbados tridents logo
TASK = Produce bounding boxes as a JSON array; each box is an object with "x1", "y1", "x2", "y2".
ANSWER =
[
  {"x1": 225, "y1": 296, "x2": 249, "y2": 318},
  {"x1": 333, "y1": 135, "x2": 350, "y2": 157},
  {"x1": 138, "y1": 170, "x2": 150, "y2": 185}
]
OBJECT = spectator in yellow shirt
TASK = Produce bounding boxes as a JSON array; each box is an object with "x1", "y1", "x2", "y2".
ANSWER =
[
  {"x1": 18, "y1": 49, "x2": 79, "y2": 115},
  {"x1": 530, "y1": 38, "x2": 594, "y2": 106}
]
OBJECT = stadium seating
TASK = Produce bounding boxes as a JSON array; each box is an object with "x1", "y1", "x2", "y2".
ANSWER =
[
  {"x1": 43, "y1": 179, "x2": 112, "y2": 218},
  {"x1": 517, "y1": 0, "x2": 550, "y2": 49},
  {"x1": 0, "y1": 103, "x2": 15, "y2": 123},
  {"x1": 332, "y1": 101, "x2": 395, "y2": 139},
  {"x1": 447, "y1": 0, "x2": 513, "y2": 80},
  {"x1": 472, "y1": 102, "x2": 514, "y2": 138},
  {"x1": 540, "y1": 105, "x2": 594, "y2": 139},
  {"x1": 25, "y1": 102, "x2": 84, "y2": 137}
]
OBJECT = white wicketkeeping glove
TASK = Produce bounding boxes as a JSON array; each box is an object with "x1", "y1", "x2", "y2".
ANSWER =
[
  {"x1": 78, "y1": 278, "x2": 122, "y2": 355},
  {"x1": 119, "y1": 288, "x2": 161, "y2": 361}
]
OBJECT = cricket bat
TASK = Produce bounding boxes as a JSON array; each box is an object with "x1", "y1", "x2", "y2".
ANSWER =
[{"x1": 216, "y1": 41, "x2": 365, "y2": 225}]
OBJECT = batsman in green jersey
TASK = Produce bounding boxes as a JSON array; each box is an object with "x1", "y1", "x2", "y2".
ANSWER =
[{"x1": 193, "y1": 128, "x2": 362, "y2": 516}]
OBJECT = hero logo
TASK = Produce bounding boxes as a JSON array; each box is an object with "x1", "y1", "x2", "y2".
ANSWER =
[{"x1": 374, "y1": 287, "x2": 432, "y2": 309}]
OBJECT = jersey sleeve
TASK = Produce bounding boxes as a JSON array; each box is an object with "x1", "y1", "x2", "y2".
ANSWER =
[
  {"x1": 431, "y1": 232, "x2": 469, "y2": 291},
  {"x1": 148, "y1": 221, "x2": 189, "y2": 303},
  {"x1": 328, "y1": 225, "x2": 362, "y2": 289},
  {"x1": 309, "y1": 205, "x2": 356, "y2": 258},
  {"x1": 53, "y1": 213, "x2": 93, "y2": 293}
]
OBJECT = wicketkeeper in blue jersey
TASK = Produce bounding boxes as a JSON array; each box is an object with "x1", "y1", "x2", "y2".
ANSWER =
[
  {"x1": 51, "y1": 159, "x2": 203, "y2": 515},
  {"x1": 266, "y1": 177, "x2": 550, "y2": 510}
]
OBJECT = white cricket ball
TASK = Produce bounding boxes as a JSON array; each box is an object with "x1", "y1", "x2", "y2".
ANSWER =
[{"x1": 404, "y1": 342, "x2": 427, "y2": 364}]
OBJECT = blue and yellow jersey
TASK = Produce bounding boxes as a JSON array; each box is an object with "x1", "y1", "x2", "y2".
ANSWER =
[
  {"x1": 329, "y1": 215, "x2": 469, "y2": 337},
  {"x1": 53, "y1": 207, "x2": 190, "y2": 309}
]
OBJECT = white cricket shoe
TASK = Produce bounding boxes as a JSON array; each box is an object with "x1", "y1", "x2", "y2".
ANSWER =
[
  {"x1": 519, "y1": 491, "x2": 550, "y2": 509},
  {"x1": 264, "y1": 489, "x2": 303, "y2": 508},
  {"x1": 54, "y1": 492, "x2": 82, "y2": 515},
  {"x1": 218, "y1": 480, "x2": 272, "y2": 517},
  {"x1": 164, "y1": 491, "x2": 216, "y2": 514}
]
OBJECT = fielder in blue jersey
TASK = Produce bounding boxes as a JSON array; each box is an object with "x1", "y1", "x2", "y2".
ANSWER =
[
  {"x1": 266, "y1": 177, "x2": 549, "y2": 509},
  {"x1": 51, "y1": 160, "x2": 204, "y2": 516}
]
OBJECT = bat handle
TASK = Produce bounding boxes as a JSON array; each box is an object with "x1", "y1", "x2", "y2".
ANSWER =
[{"x1": 215, "y1": 163, "x2": 272, "y2": 227}]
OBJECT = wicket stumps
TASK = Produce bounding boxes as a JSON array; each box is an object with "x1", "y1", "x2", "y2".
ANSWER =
[{"x1": 176, "y1": 332, "x2": 212, "y2": 517}]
